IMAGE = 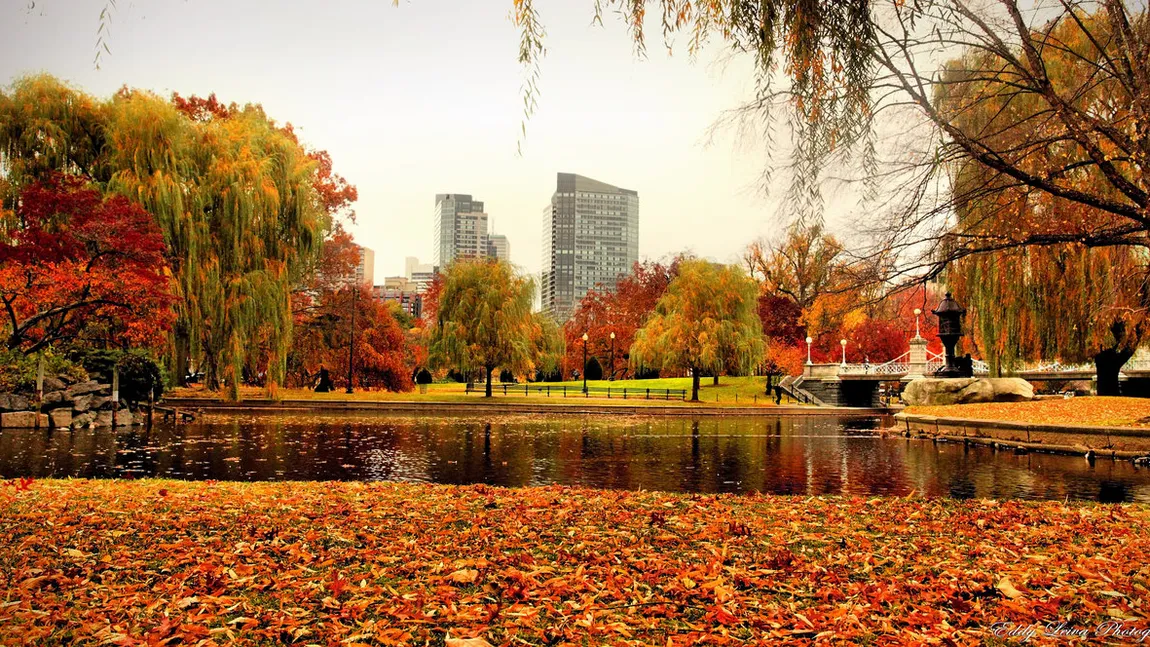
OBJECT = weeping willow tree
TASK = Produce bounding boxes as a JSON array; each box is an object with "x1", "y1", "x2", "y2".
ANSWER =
[
  {"x1": 631, "y1": 259, "x2": 764, "y2": 401},
  {"x1": 938, "y1": 13, "x2": 1150, "y2": 395},
  {"x1": 427, "y1": 260, "x2": 538, "y2": 397},
  {"x1": 0, "y1": 75, "x2": 329, "y2": 398}
]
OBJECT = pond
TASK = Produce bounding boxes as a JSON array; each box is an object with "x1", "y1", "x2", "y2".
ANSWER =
[{"x1": 1, "y1": 412, "x2": 1148, "y2": 502}]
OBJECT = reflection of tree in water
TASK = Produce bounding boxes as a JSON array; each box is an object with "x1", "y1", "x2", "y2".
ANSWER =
[{"x1": 1, "y1": 413, "x2": 1149, "y2": 502}]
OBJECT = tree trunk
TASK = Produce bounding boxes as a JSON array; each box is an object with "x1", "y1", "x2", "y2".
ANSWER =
[
  {"x1": 1095, "y1": 348, "x2": 1133, "y2": 396},
  {"x1": 485, "y1": 366, "x2": 494, "y2": 398},
  {"x1": 691, "y1": 368, "x2": 700, "y2": 402},
  {"x1": 712, "y1": 374, "x2": 719, "y2": 386}
]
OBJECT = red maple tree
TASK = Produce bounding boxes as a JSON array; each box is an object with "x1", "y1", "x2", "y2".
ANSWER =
[
  {"x1": 564, "y1": 260, "x2": 679, "y2": 379},
  {"x1": 0, "y1": 174, "x2": 175, "y2": 353}
]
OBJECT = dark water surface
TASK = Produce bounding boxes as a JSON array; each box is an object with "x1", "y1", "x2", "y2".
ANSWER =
[{"x1": 1, "y1": 412, "x2": 1148, "y2": 502}]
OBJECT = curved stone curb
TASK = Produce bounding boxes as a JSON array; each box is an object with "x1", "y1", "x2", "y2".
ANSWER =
[
  {"x1": 161, "y1": 397, "x2": 892, "y2": 418},
  {"x1": 893, "y1": 412, "x2": 1150, "y2": 457}
]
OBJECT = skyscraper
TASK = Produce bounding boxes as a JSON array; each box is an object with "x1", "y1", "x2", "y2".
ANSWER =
[
  {"x1": 541, "y1": 173, "x2": 639, "y2": 321},
  {"x1": 433, "y1": 194, "x2": 489, "y2": 267}
]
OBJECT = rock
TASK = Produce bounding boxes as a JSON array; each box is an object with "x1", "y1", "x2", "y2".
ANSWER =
[
  {"x1": 49, "y1": 409, "x2": 72, "y2": 429},
  {"x1": 64, "y1": 381, "x2": 104, "y2": 398},
  {"x1": 71, "y1": 412, "x2": 95, "y2": 429},
  {"x1": 41, "y1": 390, "x2": 70, "y2": 409},
  {"x1": 72, "y1": 394, "x2": 94, "y2": 412},
  {"x1": 0, "y1": 393, "x2": 31, "y2": 412},
  {"x1": 902, "y1": 377, "x2": 1035, "y2": 407},
  {"x1": 91, "y1": 395, "x2": 111, "y2": 410},
  {"x1": 94, "y1": 411, "x2": 113, "y2": 427},
  {"x1": 43, "y1": 376, "x2": 66, "y2": 392},
  {"x1": 1, "y1": 411, "x2": 49, "y2": 428}
]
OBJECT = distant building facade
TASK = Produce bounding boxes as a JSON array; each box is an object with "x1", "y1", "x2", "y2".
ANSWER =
[
  {"x1": 355, "y1": 246, "x2": 375, "y2": 286},
  {"x1": 434, "y1": 194, "x2": 489, "y2": 267},
  {"x1": 541, "y1": 173, "x2": 639, "y2": 321},
  {"x1": 404, "y1": 256, "x2": 437, "y2": 292},
  {"x1": 487, "y1": 234, "x2": 510, "y2": 263},
  {"x1": 373, "y1": 276, "x2": 422, "y2": 319}
]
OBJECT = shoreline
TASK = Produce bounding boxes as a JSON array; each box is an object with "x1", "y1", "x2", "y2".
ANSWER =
[
  {"x1": 894, "y1": 412, "x2": 1150, "y2": 458},
  {"x1": 161, "y1": 396, "x2": 891, "y2": 417}
]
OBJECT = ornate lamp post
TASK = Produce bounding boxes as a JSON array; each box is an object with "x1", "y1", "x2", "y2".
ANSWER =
[
  {"x1": 840, "y1": 338, "x2": 848, "y2": 366},
  {"x1": 932, "y1": 292, "x2": 971, "y2": 378},
  {"x1": 913, "y1": 308, "x2": 922, "y2": 338},
  {"x1": 609, "y1": 331, "x2": 616, "y2": 381},
  {"x1": 805, "y1": 336, "x2": 813, "y2": 365},
  {"x1": 582, "y1": 332, "x2": 589, "y2": 394}
]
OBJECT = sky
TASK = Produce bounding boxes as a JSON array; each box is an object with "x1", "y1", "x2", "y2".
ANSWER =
[{"x1": 1, "y1": 0, "x2": 817, "y2": 279}]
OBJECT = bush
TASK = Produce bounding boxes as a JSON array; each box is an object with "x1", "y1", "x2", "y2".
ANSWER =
[
  {"x1": 499, "y1": 369, "x2": 516, "y2": 383},
  {"x1": 0, "y1": 349, "x2": 88, "y2": 393},
  {"x1": 584, "y1": 357, "x2": 603, "y2": 381},
  {"x1": 535, "y1": 368, "x2": 564, "y2": 382},
  {"x1": 69, "y1": 349, "x2": 164, "y2": 403},
  {"x1": 415, "y1": 368, "x2": 433, "y2": 385}
]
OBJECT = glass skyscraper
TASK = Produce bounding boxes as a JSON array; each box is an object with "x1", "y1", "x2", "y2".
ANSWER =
[{"x1": 541, "y1": 173, "x2": 639, "y2": 321}]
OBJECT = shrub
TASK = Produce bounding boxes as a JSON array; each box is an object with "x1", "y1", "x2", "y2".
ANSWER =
[
  {"x1": 0, "y1": 349, "x2": 88, "y2": 393},
  {"x1": 584, "y1": 357, "x2": 603, "y2": 381},
  {"x1": 69, "y1": 349, "x2": 165, "y2": 403},
  {"x1": 415, "y1": 368, "x2": 433, "y2": 385}
]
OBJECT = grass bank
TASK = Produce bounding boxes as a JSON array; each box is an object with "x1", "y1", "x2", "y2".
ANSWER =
[
  {"x1": 906, "y1": 396, "x2": 1150, "y2": 428},
  {"x1": 170, "y1": 375, "x2": 786, "y2": 407},
  {"x1": 3, "y1": 479, "x2": 1148, "y2": 645}
]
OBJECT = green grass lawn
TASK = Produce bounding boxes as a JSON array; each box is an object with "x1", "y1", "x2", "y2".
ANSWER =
[{"x1": 169, "y1": 375, "x2": 789, "y2": 406}]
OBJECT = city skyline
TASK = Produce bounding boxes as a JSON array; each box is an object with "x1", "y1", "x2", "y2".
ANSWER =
[{"x1": 0, "y1": 1, "x2": 791, "y2": 281}]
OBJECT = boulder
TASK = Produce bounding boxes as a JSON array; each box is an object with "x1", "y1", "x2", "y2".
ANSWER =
[
  {"x1": 64, "y1": 381, "x2": 105, "y2": 399},
  {"x1": 49, "y1": 409, "x2": 72, "y2": 429},
  {"x1": 43, "y1": 376, "x2": 66, "y2": 392},
  {"x1": 72, "y1": 394, "x2": 94, "y2": 412},
  {"x1": 94, "y1": 411, "x2": 113, "y2": 427},
  {"x1": 71, "y1": 412, "x2": 95, "y2": 429},
  {"x1": 0, "y1": 393, "x2": 31, "y2": 412},
  {"x1": 42, "y1": 390, "x2": 70, "y2": 409},
  {"x1": 90, "y1": 395, "x2": 111, "y2": 410},
  {"x1": 902, "y1": 377, "x2": 1035, "y2": 407},
  {"x1": 1, "y1": 411, "x2": 49, "y2": 428}
]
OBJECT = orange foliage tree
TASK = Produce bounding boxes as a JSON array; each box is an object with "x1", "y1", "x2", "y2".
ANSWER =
[
  {"x1": 563, "y1": 259, "x2": 678, "y2": 380},
  {"x1": 0, "y1": 175, "x2": 175, "y2": 354},
  {"x1": 287, "y1": 286, "x2": 412, "y2": 392}
]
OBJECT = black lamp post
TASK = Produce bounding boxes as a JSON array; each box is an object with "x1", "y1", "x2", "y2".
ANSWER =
[
  {"x1": 609, "y1": 331, "x2": 616, "y2": 381},
  {"x1": 932, "y1": 292, "x2": 972, "y2": 378},
  {"x1": 346, "y1": 285, "x2": 357, "y2": 394},
  {"x1": 582, "y1": 332, "x2": 589, "y2": 394}
]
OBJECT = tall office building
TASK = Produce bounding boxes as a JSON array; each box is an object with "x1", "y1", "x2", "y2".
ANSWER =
[
  {"x1": 433, "y1": 194, "x2": 489, "y2": 267},
  {"x1": 352, "y1": 245, "x2": 374, "y2": 286},
  {"x1": 487, "y1": 234, "x2": 510, "y2": 263},
  {"x1": 541, "y1": 173, "x2": 639, "y2": 321}
]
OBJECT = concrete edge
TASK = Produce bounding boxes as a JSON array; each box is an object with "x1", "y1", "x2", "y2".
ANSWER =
[
  {"x1": 161, "y1": 397, "x2": 892, "y2": 417},
  {"x1": 893, "y1": 412, "x2": 1150, "y2": 437}
]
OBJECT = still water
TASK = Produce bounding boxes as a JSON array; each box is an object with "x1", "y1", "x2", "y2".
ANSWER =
[{"x1": 1, "y1": 412, "x2": 1148, "y2": 502}]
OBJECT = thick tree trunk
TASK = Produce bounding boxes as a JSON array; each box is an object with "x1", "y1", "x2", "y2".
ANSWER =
[
  {"x1": 712, "y1": 375, "x2": 719, "y2": 386},
  {"x1": 691, "y1": 368, "x2": 700, "y2": 402},
  {"x1": 485, "y1": 366, "x2": 494, "y2": 398},
  {"x1": 1095, "y1": 349, "x2": 1134, "y2": 396}
]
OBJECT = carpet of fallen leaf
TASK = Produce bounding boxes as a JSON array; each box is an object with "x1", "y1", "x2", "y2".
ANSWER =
[
  {"x1": 2, "y1": 480, "x2": 1149, "y2": 646},
  {"x1": 906, "y1": 396, "x2": 1150, "y2": 428}
]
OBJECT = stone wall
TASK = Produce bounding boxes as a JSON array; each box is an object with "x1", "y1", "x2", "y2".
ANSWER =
[{"x1": 0, "y1": 376, "x2": 145, "y2": 429}]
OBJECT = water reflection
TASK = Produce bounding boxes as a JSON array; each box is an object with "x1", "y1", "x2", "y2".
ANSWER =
[{"x1": 1, "y1": 412, "x2": 1148, "y2": 502}]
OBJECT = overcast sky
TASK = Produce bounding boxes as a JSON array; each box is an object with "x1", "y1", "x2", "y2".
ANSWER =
[{"x1": 0, "y1": 0, "x2": 838, "y2": 278}]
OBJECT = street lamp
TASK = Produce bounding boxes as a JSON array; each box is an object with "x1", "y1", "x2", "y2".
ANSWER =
[
  {"x1": 913, "y1": 308, "x2": 922, "y2": 338},
  {"x1": 840, "y1": 338, "x2": 848, "y2": 366},
  {"x1": 805, "y1": 336, "x2": 813, "y2": 365},
  {"x1": 609, "y1": 331, "x2": 616, "y2": 381},
  {"x1": 346, "y1": 286, "x2": 357, "y2": 394},
  {"x1": 582, "y1": 332, "x2": 589, "y2": 394}
]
